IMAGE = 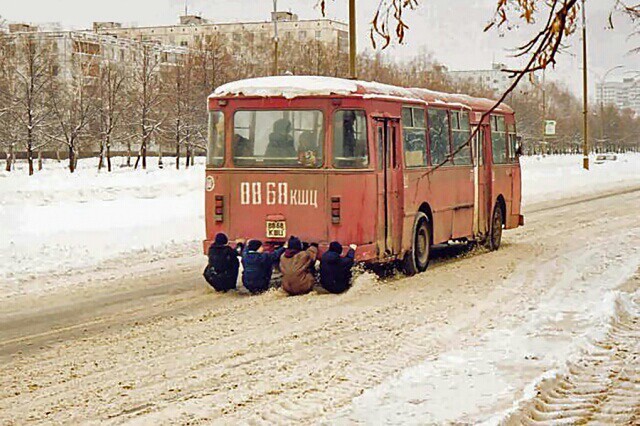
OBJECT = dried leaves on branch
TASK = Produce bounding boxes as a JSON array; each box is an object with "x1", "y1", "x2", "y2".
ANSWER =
[
  {"x1": 432, "y1": 0, "x2": 581, "y2": 172},
  {"x1": 368, "y1": 0, "x2": 419, "y2": 49}
]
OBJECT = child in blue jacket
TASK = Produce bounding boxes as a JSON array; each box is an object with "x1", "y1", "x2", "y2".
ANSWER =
[{"x1": 241, "y1": 240, "x2": 286, "y2": 294}]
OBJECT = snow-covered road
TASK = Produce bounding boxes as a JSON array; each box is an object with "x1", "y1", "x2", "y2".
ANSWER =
[{"x1": 331, "y1": 192, "x2": 640, "y2": 424}]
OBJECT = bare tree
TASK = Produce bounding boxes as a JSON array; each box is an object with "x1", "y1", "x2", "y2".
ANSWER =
[
  {"x1": 97, "y1": 59, "x2": 127, "y2": 172},
  {"x1": 3, "y1": 35, "x2": 57, "y2": 175},
  {"x1": 164, "y1": 55, "x2": 189, "y2": 169},
  {"x1": 186, "y1": 51, "x2": 214, "y2": 167},
  {"x1": 49, "y1": 53, "x2": 99, "y2": 173},
  {"x1": 0, "y1": 30, "x2": 19, "y2": 172},
  {"x1": 131, "y1": 43, "x2": 165, "y2": 170},
  {"x1": 197, "y1": 34, "x2": 233, "y2": 92}
]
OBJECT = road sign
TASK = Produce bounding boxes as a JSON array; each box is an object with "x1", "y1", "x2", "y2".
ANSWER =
[{"x1": 544, "y1": 120, "x2": 556, "y2": 136}]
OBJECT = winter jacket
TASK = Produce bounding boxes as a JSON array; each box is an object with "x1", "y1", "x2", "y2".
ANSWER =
[
  {"x1": 280, "y1": 246, "x2": 318, "y2": 296},
  {"x1": 241, "y1": 247, "x2": 286, "y2": 294},
  {"x1": 265, "y1": 133, "x2": 296, "y2": 159},
  {"x1": 265, "y1": 119, "x2": 296, "y2": 159},
  {"x1": 320, "y1": 248, "x2": 355, "y2": 294},
  {"x1": 203, "y1": 243, "x2": 242, "y2": 292}
]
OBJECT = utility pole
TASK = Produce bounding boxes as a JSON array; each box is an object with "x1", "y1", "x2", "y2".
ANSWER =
[
  {"x1": 349, "y1": 0, "x2": 357, "y2": 79},
  {"x1": 581, "y1": 0, "x2": 589, "y2": 170},
  {"x1": 541, "y1": 68, "x2": 546, "y2": 154},
  {"x1": 272, "y1": 0, "x2": 279, "y2": 76}
]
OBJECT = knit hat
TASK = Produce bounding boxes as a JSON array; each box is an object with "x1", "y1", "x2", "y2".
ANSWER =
[
  {"x1": 247, "y1": 239, "x2": 262, "y2": 251},
  {"x1": 288, "y1": 236, "x2": 302, "y2": 251},
  {"x1": 214, "y1": 233, "x2": 228, "y2": 246},
  {"x1": 329, "y1": 241, "x2": 343, "y2": 254}
]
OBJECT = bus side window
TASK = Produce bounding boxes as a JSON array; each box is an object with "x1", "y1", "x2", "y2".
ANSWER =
[
  {"x1": 490, "y1": 115, "x2": 508, "y2": 164},
  {"x1": 451, "y1": 111, "x2": 472, "y2": 166},
  {"x1": 427, "y1": 108, "x2": 451, "y2": 166},
  {"x1": 402, "y1": 106, "x2": 427, "y2": 168},
  {"x1": 333, "y1": 110, "x2": 369, "y2": 169},
  {"x1": 377, "y1": 126, "x2": 384, "y2": 169},
  {"x1": 472, "y1": 126, "x2": 484, "y2": 166},
  {"x1": 507, "y1": 122, "x2": 518, "y2": 161}
]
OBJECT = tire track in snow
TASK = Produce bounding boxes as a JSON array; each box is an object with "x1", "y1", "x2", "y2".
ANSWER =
[{"x1": 501, "y1": 272, "x2": 640, "y2": 426}]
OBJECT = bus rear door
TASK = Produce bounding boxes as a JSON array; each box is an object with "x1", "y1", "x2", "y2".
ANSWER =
[{"x1": 375, "y1": 117, "x2": 403, "y2": 256}]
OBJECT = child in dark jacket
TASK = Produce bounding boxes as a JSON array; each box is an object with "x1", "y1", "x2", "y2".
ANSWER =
[
  {"x1": 203, "y1": 233, "x2": 244, "y2": 292},
  {"x1": 241, "y1": 240, "x2": 286, "y2": 294},
  {"x1": 319, "y1": 242, "x2": 357, "y2": 294}
]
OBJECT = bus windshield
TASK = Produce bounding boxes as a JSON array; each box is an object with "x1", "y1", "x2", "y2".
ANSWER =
[{"x1": 232, "y1": 110, "x2": 324, "y2": 168}]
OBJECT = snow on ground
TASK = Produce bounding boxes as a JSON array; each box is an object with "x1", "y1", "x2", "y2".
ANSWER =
[
  {"x1": 0, "y1": 157, "x2": 204, "y2": 298},
  {"x1": 329, "y1": 154, "x2": 640, "y2": 425},
  {"x1": 0, "y1": 153, "x2": 638, "y2": 299},
  {"x1": 520, "y1": 153, "x2": 640, "y2": 207},
  {"x1": 0, "y1": 153, "x2": 638, "y2": 423},
  {"x1": 331, "y1": 233, "x2": 640, "y2": 424}
]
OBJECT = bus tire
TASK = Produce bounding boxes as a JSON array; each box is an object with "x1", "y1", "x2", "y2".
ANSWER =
[
  {"x1": 403, "y1": 212, "x2": 431, "y2": 275},
  {"x1": 486, "y1": 202, "x2": 503, "y2": 251}
]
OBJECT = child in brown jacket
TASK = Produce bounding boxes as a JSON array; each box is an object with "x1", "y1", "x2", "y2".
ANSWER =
[{"x1": 280, "y1": 236, "x2": 318, "y2": 296}]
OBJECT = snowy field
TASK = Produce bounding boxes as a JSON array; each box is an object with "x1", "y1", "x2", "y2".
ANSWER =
[
  {"x1": 0, "y1": 157, "x2": 205, "y2": 297},
  {"x1": 0, "y1": 153, "x2": 638, "y2": 299},
  {"x1": 520, "y1": 153, "x2": 640, "y2": 207}
]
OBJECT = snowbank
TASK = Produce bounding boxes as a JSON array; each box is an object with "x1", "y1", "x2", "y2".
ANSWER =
[
  {"x1": 521, "y1": 153, "x2": 640, "y2": 206},
  {"x1": 0, "y1": 157, "x2": 204, "y2": 297},
  {"x1": 0, "y1": 153, "x2": 638, "y2": 298}
]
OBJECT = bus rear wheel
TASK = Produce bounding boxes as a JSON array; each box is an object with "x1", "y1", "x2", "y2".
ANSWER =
[
  {"x1": 486, "y1": 203, "x2": 503, "y2": 251},
  {"x1": 403, "y1": 212, "x2": 431, "y2": 275}
]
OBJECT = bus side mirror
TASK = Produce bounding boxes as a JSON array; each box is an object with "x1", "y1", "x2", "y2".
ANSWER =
[{"x1": 516, "y1": 145, "x2": 523, "y2": 157}]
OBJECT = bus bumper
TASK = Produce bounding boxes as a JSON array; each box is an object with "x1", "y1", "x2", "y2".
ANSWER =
[{"x1": 519, "y1": 214, "x2": 525, "y2": 226}]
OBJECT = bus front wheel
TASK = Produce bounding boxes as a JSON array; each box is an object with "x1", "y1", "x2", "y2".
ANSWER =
[
  {"x1": 403, "y1": 212, "x2": 431, "y2": 275},
  {"x1": 486, "y1": 203, "x2": 503, "y2": 251}
]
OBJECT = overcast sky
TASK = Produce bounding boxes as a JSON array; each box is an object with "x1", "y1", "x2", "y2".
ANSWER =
[{"x1": 1, "y1": 0, "x2": 638, "y2": 96}]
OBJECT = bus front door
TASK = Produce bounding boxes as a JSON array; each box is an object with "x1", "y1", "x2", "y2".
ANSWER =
[
  {"x1": 474, "y1": 124, "x2": 493, "y2": 237},
  {"x1": 375, "y1": 118, "x2": 402, "y2": 256}
]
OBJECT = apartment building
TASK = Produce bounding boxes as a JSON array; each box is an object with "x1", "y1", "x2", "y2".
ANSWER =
[
  {"x1": 448, "y1": 62, "x2": 539, "y2": 95},
  {"x1": 596, "y1": 78, "x2": 640, "y2": 115},
  {"x1": 93, "y1": 11, "x2": 349, "y2": 53},
  {"x1": 2, "y1": 23, "x2": 189, "y2": 79}
]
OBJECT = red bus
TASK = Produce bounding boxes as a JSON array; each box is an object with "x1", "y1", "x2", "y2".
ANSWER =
[{"x1": 204, "y1": 76, "x2": 523, "y2": 274}]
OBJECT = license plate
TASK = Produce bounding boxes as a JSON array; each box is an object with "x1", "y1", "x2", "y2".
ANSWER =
[{"x1": 266, "y1": 221, "x2": 286, "y2": 238}]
